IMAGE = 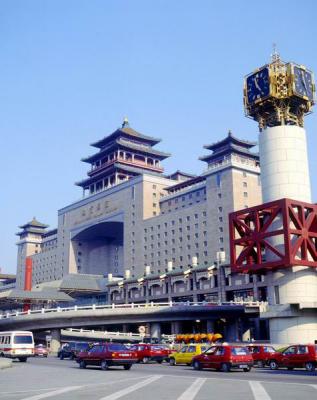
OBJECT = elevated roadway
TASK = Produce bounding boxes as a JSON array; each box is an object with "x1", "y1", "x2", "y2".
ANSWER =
[{"x1": 0, "y1": 301, "x2": 265, "y2": 331}]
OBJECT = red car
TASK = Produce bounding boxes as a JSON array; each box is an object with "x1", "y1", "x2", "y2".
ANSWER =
[
  {"x1": 34, "y1": 344, "x2": 48, "y2": 357},
  {"x1": 268, "y1": 344, "x2": 317, "y2": 372},
  {"x1": 129, "y1": 344, "x2": 170, "y2": 363},
  {"x1": 247, "y1": 345, "x2": 277, "y2": 367},
  {"x1": 192, "y1": 345, "x2": 253, "y2": 372},
  {"x1": 76, "y1": 343, "x2": 138, "y2": 370}
]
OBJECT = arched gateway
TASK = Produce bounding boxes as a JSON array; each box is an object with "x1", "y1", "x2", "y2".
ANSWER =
[{"x1": 70, "y1": 221, "x2": 124, "y2": 276}]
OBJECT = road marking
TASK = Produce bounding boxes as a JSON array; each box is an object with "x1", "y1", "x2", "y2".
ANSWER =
[
  {"x1": 20, "y1": 386, "x2": 82, "y2": 400},
  {"x1": 1, "y1": 376, "x2": 150, "y2": 395},
  {"x1": 177, "y1": 378, "x2": 206, "y2": 400},
  {"x1": 99, "y1": 375, "x2": 162, "y2": 400},
  {"x1": 311, "y1": 385, "x2": 317, "y2": 390},
  {"x1": 249, "y1": 381, "x2": 271, "y2": 400}
]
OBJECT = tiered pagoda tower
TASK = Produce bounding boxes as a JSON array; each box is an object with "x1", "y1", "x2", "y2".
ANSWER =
[
  {"x1": 76, "y1": 119, "x2": 170, "y2": 196},
  {"x1": 199, "y1": 130, "x2": 259, "y2": 169}
]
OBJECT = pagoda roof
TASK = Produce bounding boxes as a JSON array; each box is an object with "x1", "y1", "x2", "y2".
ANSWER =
[
  {"x1": 203, "y1": 131, "x2": 257, "y2": 151},
  {"x1": 166, "y1": 170, "x2": 197, "y2": 180},
  {"x1": 0, "y1": 289, "x2": 74, "y2": 304},
  {"x1": 91, "y1": 125, "x2": 161, "y2": 149},
  {"x1": 199, "y1": 143, "x2": 259, "y2": 163},
  {"x1": 82, "y1": 138, "x2": 170, "y2": 163},
  {"x1": 75, "y1": 162, "x2": 162, "y2": 188},
  {"x1": 166, "y1": 175, "x2": 206, "y2": 193},
  {"x1": 19, "y1": 217, "x2": 48, "y2": 230}
]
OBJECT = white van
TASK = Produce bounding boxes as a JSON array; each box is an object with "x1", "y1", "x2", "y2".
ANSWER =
[{"x1": 0, "y1": 331, "x2": 34, "y2": 362}]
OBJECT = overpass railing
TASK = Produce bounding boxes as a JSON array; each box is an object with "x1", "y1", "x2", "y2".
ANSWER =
[{"x1": 0, "y1": 300, "x2": 268, "y2": 320}]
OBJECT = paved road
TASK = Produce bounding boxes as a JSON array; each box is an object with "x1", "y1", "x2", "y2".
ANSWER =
[{"x1": 0, "y1": 357, "x2": 316, "y2": 400}]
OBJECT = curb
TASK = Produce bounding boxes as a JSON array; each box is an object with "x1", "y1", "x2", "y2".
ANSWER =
[{"x1": 0, "y1": 359, "x2": 12, "y2": 370}]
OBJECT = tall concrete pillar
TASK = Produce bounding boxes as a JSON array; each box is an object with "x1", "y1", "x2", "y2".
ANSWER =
[
  {"x1": 50, "y1": 329, "x2": 61, "y2": 354},
  {"x1": 150, "y1": 322, "x2": 161, "y2": 341},
  {"x1": 260, "y1": 125, "x2": 317, "y2": 343}
]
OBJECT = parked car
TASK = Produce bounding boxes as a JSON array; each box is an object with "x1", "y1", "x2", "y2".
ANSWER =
[
  {"x1": 34, "y1": 344, "x2": 48, "y2": 357},
  {"x1": 129, "y1": 344, "x2": 170, "y2": 363},
  {"x1": 192, "y1": 345, "x2": 253, "y2": 372},
  {"x1": 76, "y1": 343, "x2": 138, "y2": 370},
  {"x1": 268, "y1": 344, "x2": 317, "y2": 372},
  {"x1": 247, "y1": 345, "x2": 277, "y2": 367},
  {"x1": 58, "y1": 342, "x2": 91, "y2": 360},
  {"x1": 169, "y1": 343, "x2": 210, "y2": 366}
]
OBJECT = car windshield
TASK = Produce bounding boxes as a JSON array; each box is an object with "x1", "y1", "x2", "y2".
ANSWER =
[
  {"x1": 152, "y1": 346, "x2": 165, "y2": 350},
  {"x1": 231, "y1": 347, "x2": 249, "y2": 355},
  {"x1": 14, "y1": 335, "x2": 33, "y2": 344},
  {"x1": 107, "y1": 344, "x2": 128, "y2": 351}
]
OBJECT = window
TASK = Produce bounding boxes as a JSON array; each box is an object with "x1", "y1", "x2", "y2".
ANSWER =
[
  {"x1": 243, "y1": 171, "x2": 247, "y2": 177},
  {"x1": 244, "y1": 192, "x2": 248, "y2": 198},
  {"x1": 243, "y1": 182, "x2": 247, "y2": 187},
  {"x1": 195, "y1": 214, "x2": 198, "y2": 219},
  {"x1": 216, "y1": 173, "x2": 221, "y2": 187},
  {"x1": 179, "y1": 218, "x2": 182, "y2": 223},
  {"x1": 219, "y1": 217, "x2": 223, "y2": 223},
  {"x1": 152, "y1": 184, "x2": 157, "y2": 189},
  {"x1": 218, "y1": 193, "x2": 222, "y2": 199},
  {"x1": 131, "y1": 186, "x2": 135, "y2": 200},
  {"x1": 219, "y1": 226, "x2": 223, "y2": 232},
  {"x1": 218, "y1": 206, "x2": 223, "y2": 212},
  {"x1": 274, "y1": 286, "x2": 280, "y2": 304}
]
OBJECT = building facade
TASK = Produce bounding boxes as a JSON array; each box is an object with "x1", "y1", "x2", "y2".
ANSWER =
[{"x1": 16, "y1": 120, "x2": 262, "y2": 294}]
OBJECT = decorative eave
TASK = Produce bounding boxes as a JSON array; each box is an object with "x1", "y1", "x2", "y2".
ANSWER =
[
  {"x1": 91, "y1": 127, "x2": 161, "y2": 149},
  {"x1": 166, "y1": 175, "x2": 206, "y2": 193},
  {"x1": 82, "y1": 138, "x2": 170, "y2": 164},
  {"x1": 204, "y1": 131, "x2": 257, "y2": 151},
  {"x1": 166, "y1": 170, "x2": 197, "y2": 180},
  {"x1": 75, "y1": 162, "x2": 163, "y2": 188},
  {"x1": 199, "y1": 144, "x2": 260, "y2": 163},
  {"x1": 19, "y1": 217, "x2": 48, "y2": 230}
]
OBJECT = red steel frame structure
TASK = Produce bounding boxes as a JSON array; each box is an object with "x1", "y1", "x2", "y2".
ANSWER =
[{"x1": 229, "y1": 198, "x2": 317, "y2": 273}]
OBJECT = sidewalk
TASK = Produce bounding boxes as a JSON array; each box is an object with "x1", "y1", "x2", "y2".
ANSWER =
[{"x1": 0, "y1": 359, "x2": 12, "y2": 369}]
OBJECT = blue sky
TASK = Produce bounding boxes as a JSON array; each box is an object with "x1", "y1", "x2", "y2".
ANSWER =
[{"x1": 1, "y1": 0, "x2": 317, "y2": 273}]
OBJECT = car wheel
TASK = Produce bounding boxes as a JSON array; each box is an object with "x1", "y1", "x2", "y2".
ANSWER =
[
  {"x1": 142, "y1": 357, "x2": 149, "y2": 364},
  {"x1": 243, "y1": 366, "x2": 251, "y2": 372},
  {"x1": 193, "y1": 360, "x2": 202, "y2": 371},
  {"x1": 101, "y1": 360, "x2": 109, "y2": 371},
  {"x1": 70, "y1": 354, "x2": 75, "y2": 360},
  {"x1": 59, "y1": 354, "x2": 64, "y2": 360},
  {"x1": 287, "y1": 367, "x2": 294, "y2": 370},
  {"x1": 79, "y1": 360, "x2": 86, "y2": 369},
  {"x1": 269, "y1": 360, "x2": 278, "y2": 370},
  {"x1": 19, "y1": 357, "x2": 27, "y2": 362},
  {"x1": 157, "y1": 360, "x2": 163, "y2": 364},
  {"x1": 169, "y1": 358, "x2": 176, "y2": 366},
  {"x1": 220, "y1": 363, "x2": 231, "y2": 372},
  {"x1": 123, "y1": 364, "x2": 132, "y2": 370},
  {"x1": 305, "y1": 362, "x2": 316, "y2": 372}
]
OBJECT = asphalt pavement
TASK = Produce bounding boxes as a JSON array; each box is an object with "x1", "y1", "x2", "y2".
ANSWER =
[{"x1": 0, "y1": 356, "x2": 316, "y2": 400}]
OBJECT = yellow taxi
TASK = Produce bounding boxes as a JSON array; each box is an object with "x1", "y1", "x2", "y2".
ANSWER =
[{"x1": 169, "y1": 343, "x2": 210, "y2": 366}]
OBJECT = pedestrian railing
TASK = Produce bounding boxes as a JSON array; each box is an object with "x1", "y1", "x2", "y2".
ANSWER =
[{"x1": 0, "y1": 300, "x2": 268, "y2": 320}]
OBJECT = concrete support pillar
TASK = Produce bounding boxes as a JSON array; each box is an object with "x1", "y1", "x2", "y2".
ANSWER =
[
  {"x1": 150, "y1": 322, "x2": 161, "y2": 341},
  {"x1": 171, "y1": 321, "x2": 182, "y2": 335},
  {"x1": 226, "y1": 320, "x2": 238, "y2": 342},
  {"x1": 206, "y1": 320, "x2": 215, "y2": 333},
  {"x1": 50, "y1": 329, "x2": 61, "y2": 355}
]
